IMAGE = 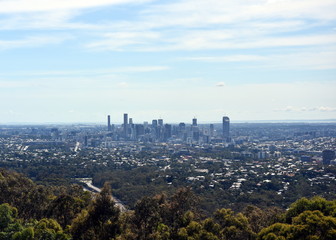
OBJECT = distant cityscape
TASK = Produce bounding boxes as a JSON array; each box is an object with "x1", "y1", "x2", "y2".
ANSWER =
[
  {"x1": 1, "y1": 114, "x2": 336, "y2": 212},
  {"x1": 105, "y1": 114, "x2": 231, "y2": 144}
]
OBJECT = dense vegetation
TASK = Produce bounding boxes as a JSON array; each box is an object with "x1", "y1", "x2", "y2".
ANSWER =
[
  {"x1": 92, "y1": 163, "x2": 336, "y2": 215},
  {"x1": 1, "y1": 168, "x2": 335, "y2": 240}
]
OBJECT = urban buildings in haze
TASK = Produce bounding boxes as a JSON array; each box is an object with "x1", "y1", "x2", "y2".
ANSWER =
[{"x1": 105, "y1": 113, "x2": 231, "y2": 144}]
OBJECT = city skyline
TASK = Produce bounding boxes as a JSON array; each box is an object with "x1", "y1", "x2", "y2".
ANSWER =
[{"x1": 0, "y1": 0, "x2": 335, "y2": 123}]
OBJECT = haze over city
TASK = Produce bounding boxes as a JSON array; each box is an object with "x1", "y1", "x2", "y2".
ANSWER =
[{"x1": 0, "y1": 0, "x2": 335, "y2": 123}]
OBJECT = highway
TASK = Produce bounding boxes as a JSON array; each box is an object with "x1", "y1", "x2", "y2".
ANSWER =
[{"x1": 80, "y1": 179, "x2": 127, "y2": 212}]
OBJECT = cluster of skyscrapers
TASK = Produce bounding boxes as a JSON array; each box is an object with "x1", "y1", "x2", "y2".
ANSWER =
[{"x1": 106, "y1": 114, "x2": 230, "y2": 144}]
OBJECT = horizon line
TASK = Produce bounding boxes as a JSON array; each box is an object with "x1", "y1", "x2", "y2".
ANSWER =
[{"x1": 1, "y1": 118, "x2": 336, "y2": 125}]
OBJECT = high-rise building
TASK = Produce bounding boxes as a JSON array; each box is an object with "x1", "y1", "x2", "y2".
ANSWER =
[
  {"x1": 222, "y1": 116, "x2": 230, "y2": 142},
  {"x1": 135, "y1": 124, "x2": 145, "y2": 138},
  {"x1": 152, "y1": 119, "x2": 158, "y2": 127},
  {"x1": 123, "y1": 113, "x2": 128, "y2": 138},
  {"x1": 322, "y1": 150, "x2": 335, "y2": 165},
  {"x1": 164, "y1": 124, "x2": 172, "y2": 140},
  {"x1": 179, "y1": 122, "x2": 186, "y2": 130},
  {"x1": 107, "y1": 115, "x2": 111, "y2": 131},
  {"x1": 158, "y1": 119, "x2": 163, "y2": 126},
  {"x1": 210, "y1": 124, "x2": 214, "y2": 137},
  {"x1": 192, "y1": 118, "x2": 197, "y2": 126}
]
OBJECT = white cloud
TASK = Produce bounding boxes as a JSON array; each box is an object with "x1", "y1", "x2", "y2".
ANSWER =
[
  {"x1": 139, "y1": 0, "x2": 336, "y2": 30},
  {"x1": 0, "y1": 66, "x2": 169, "y2": 78},
  {"x1": 0, "y1": 35, "x2": 70, "y2": 50},
  {"x1": 275, "y1": 106, "x2": 336, "y2": 113},
  {"x1": 118, "y1": 82, "x2": 129, "y2": 88},
  {"x1": 0, "y1": 10, "x2": 101, "y2": 30},
  {"x1": 1, "y1": 0, "x2": 335, "y2": 53},
  {"x1": 86, "y1": 31, "x2": 161, "y2": 51},
  {"x1": 184, "y1": 55, "x2": 267, "y2": 62},
  {"x1": 87, "y1": 29, "x2": 336, "y2": 52},
  {"x1": 0, "y1": 0, "x2": 152, "y2": 13},
  {"x1": 216, "y1": 82, "x2": 226, "y2": 87},
  {"x1": 315, "y1": 106, "x2": 336, "y2": 112},
  {"x1": 181, "y1": 47, "x2": 336, "y2": 70},
  {"x1": 263, "y1": 49, "x2": 336, "y2": 70}
]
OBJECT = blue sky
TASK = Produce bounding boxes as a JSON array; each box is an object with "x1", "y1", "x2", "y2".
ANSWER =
[{"x1": 0, "y1": 0, "x2": 335, "y2": 123}]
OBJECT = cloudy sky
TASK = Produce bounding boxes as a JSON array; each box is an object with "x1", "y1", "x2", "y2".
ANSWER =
[{"x1": 0, "y1": 0, "x2": 335, "y2": 123}]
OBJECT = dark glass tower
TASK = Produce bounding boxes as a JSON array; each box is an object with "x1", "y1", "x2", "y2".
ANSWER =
[
  {"x1": 123, "y1": 113, "x2": 128, "y2": 138},
  {"x1": 192, "y1": 118, "x2": 197, "y2": 126},
  {"x1": 322, "y1": 150, "x2": 335, "y2": 165},
  {"x1": 107, "y1": 115, "x2": 111, "y2": 131},
  {"x1": 222, "y1": 116, "x2": 230, "y2": 142}
]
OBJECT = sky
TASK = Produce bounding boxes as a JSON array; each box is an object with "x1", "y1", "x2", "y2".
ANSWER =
[{"x1": 0, "y1": 0, "x2": 335, "y2": 124}]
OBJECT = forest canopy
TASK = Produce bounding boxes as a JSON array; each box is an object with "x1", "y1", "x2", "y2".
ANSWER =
[{"x1": 1, "y1": 169, "x2": 335, "y2": 240}]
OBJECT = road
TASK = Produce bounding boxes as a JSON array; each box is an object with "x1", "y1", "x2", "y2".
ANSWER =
[{"x1": 80, "y1": 179, "x2": 127, "y2": 212}]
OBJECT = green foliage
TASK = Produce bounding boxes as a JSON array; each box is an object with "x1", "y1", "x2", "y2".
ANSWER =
[
  {"x1": 47, "y1": 194, "x2": 88, "y2": 228},
  {"x1": 258, "y1": 197, "x2": 336, "y2": 240},
  {"x1": 12, "y1": 227, "x2": 35, "y2": 240},
  {"x1": 0, "y1": 203, "x2": 23, "y2": 240},
  {"x1": 243, "y1": 205, "x2": 283, "y2": 233},
  {"x1": 213, "y1": 208, "x2": 256, "y2": 240},
  {"x1": 32, "y1": 218, "x2": 70, "y2": 240},
  {"x1": 1, "y1": 169, "x2": 336, "y2": 240},
  {"x1": 70, "y1": 183, "x2": 120, "y2": 240},
  {"x1": 0, "y1": 204, "x2": 70, "y2": 240},
  {"x1": 285, "y1": 196, "x2": 336, "y2": 222},
  {"x1": 0, "y1": 168, "x2": 90, "y2": 222}
]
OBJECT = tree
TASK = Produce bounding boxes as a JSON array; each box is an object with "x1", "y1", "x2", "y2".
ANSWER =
[
  {"x1": 258, "y1": 197, "x2": 336, "y2": 240},
  {"x1": 243, "y1": 205, "x2": 283, "y2": 233},
  {"x1": 285, "y1": 196, "x2": 336, "y2": 223},
  {"x1": 214, "y1": 208, "x2": 255, "y2": 240},
  {"x1": 47, "y1": 195, "x2": 86, "y2": 228},
  {"x1": 0, "y1": 203, "x2": 23, "y2": 240},
  {"x1": 71, "y1": 183, "x2": 120, "y2": 240},
  {"x1": 132, "y1": 196, "x2": 163, "y2": 240}
]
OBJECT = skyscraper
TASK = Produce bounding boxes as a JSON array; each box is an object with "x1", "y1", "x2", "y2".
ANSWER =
[
  {"x1": 164, "y1": 124, "x2": 172, "y2": 140},
  {"x1": 107, "y1": 115, "x2": 111, "y2": 131},
  {"x1": 192, "y1": 118, "x2": 197, "y2": 126},
  {"x1": 210, "y1": 124, "x2": 214, "y2": 137},
  {"x1": 222, "y1": 116, "x2": 230, "y2": 142},
  {"x1": 152, "y1": 119, "x2": 158, "y2": 127},
  {"x1": 322, "y1": 150, "x2": 335, "y2": 165},
  {"x1": 123, "y1": 113, "x2": 128, "y2": 138}
]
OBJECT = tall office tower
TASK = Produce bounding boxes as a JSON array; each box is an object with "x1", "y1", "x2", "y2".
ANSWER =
[
  {"x1": 179, "y1": 122, "x2": 186, "y2": 130},
  {"x1": 123, "y1": 113, "x2": 128, "y2": 138},
  {"x1": 107, "y1": 115, "x2": 111, "y2": 131},
  {"x1": 178, "y1": 122, "x2": 186, "y2": 140},
  {"x1": 158, "y1": 119, "x2": 163, "y2": 126},
  {"x1": 164, "y1": 124, "x2": 172, "y2": 140},
  {"x1": 135, "y1": 124, "x2": 145, "y2": 138},
  {"x1": 210, "y1": 124, "x2": 214, "y2": 137},
  {"x1": 322, "y1": 150, "x2": 335, "y2": 165},
  {"x1": 222, "y1": 116, "x2": 230, "y2": 142},
  {"x1": 129, "y1": 118, "x2": 134, "y2": 139},
  {"x1": 192, "y1": 118, "x2": 197, "y2": 126},
  {"x1": 152, "y1": 119, "x2": 158, "y2": 127}
]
